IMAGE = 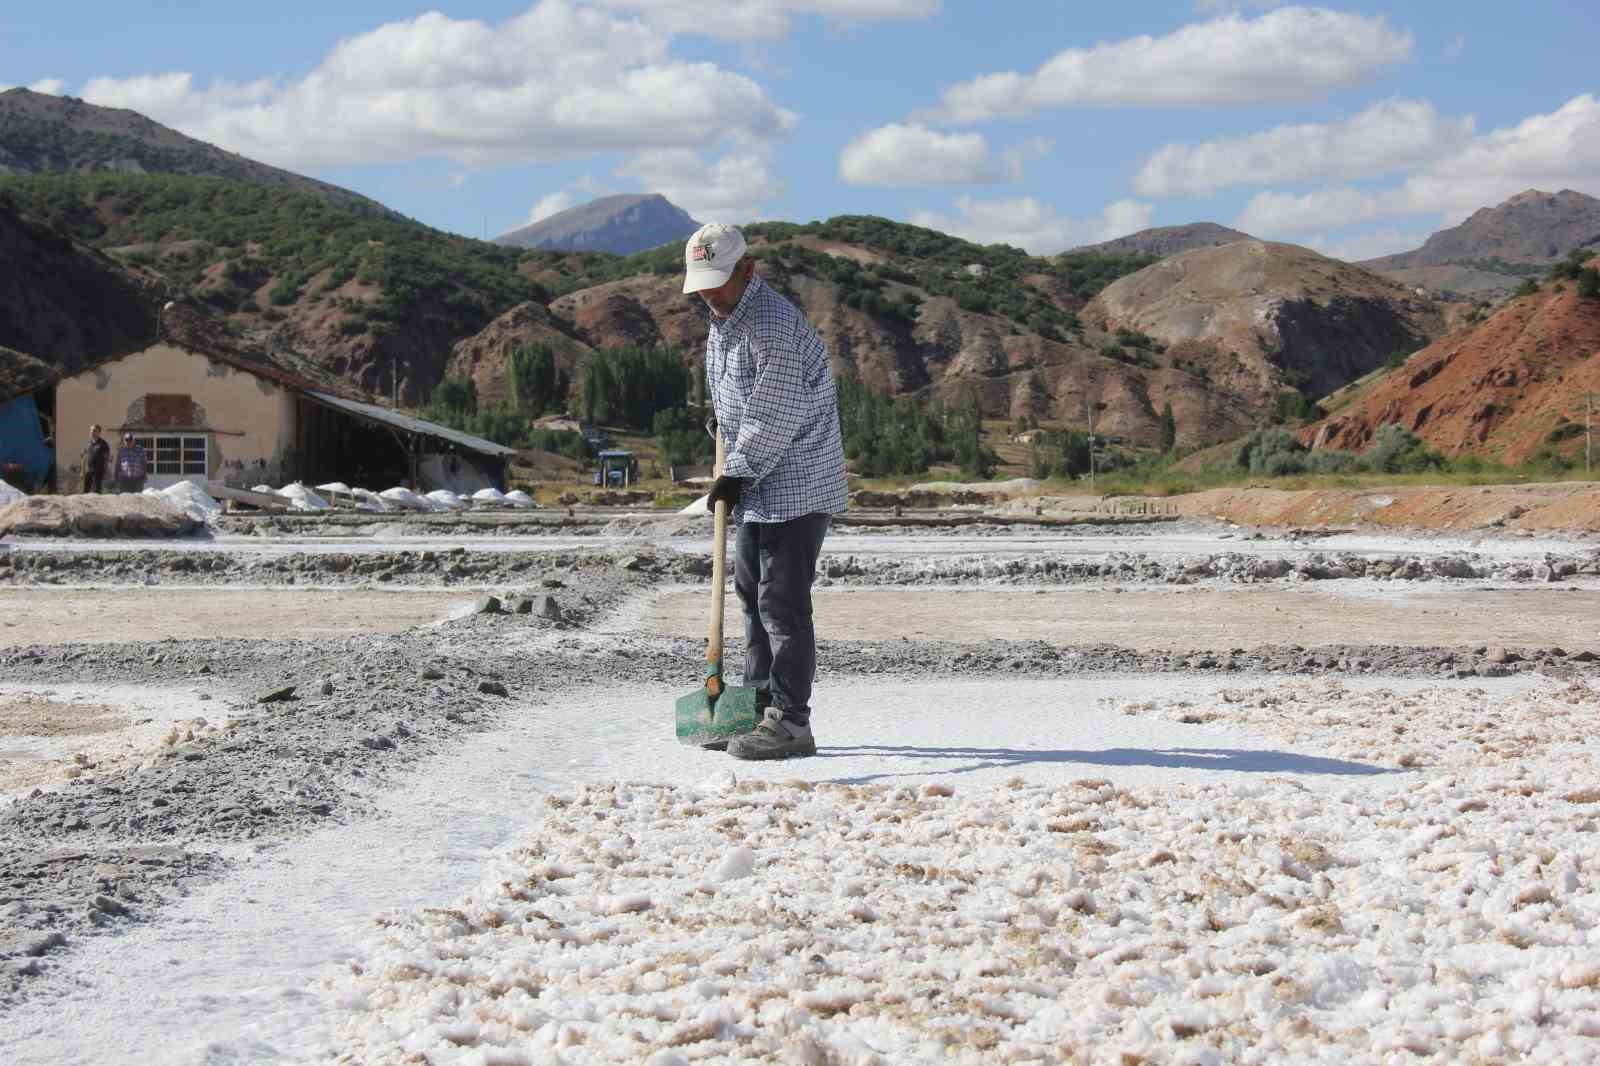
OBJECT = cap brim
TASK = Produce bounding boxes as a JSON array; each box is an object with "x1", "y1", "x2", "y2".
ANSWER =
[{"x1": 683, "y1": 265, "x2": 734, "y2": 294}]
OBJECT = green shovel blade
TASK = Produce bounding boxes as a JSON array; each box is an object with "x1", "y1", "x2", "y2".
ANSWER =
[{"x1": 674, "y1": 682, "x2": 762, "y2": 747}]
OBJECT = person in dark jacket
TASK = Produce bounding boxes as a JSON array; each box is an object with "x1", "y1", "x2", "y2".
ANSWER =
[
  {"x1": 114, "y1": 433, "x2": 148, "y2": 494},
  {"x1": 81, "y1": 425, "x2": 110, "y2": 494}
]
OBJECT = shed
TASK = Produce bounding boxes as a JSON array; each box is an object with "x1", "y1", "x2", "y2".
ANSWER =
[{"x1": 45, "y1": 308, "x2": 516, "y2": 494}]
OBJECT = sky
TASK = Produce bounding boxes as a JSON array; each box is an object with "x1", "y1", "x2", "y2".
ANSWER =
[{"x1": 3, "y1": 2, "x2": 1598, "y2": 259}]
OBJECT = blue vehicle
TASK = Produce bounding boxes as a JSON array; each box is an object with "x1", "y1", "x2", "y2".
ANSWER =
[{"x1": 593, "y1": 450, "x2": 638, "y2": 488}]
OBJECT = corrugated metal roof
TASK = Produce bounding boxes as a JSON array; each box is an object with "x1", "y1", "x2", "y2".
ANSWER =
[{"x1": 305, "y1": 392, "x2": 519, "y2": 458}]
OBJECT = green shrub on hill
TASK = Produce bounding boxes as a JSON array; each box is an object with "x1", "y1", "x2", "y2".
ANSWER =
[
  {"x1": 535, "y1": 214, "x2": 1148, "y2": 343},
  {"x1": 0, "y1": 173, "x2": 530, "y2": 323}
]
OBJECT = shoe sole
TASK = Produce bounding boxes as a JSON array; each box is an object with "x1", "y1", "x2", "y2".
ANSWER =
[{"x1": 728, "y1": 743, "x2": 816, "y2": 761}]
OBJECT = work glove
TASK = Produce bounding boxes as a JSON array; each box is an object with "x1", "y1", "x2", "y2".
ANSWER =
[{"x1": 707, "y1": 475, "x2": 744, "y2": 510}]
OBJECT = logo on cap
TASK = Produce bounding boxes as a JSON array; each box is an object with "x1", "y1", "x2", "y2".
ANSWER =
[{"x1": 690, "y1": 242, "x2": 715, "y2": 263}]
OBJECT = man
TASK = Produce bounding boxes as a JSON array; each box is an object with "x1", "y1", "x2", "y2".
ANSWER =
[
  {"x1": 684, "y1": 222, "x2": 849, "y2": 761},
  {"x1": 114, "y1": 433, "x2": 148, "y2": 494},
  {"x1": 81, "y1": 425, "x2": 110, "y2": 494}
]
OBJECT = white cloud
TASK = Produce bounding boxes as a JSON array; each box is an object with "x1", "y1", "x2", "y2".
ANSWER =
[
  {"x1": 76, "y1": 3, "x2": 796, "y2": 171},
  {"x1": 616, "y1": 147, "x2": 781, "y2": 222},
  {"x1": 910, "y1": 196, "x2": 1155, "y2": 255},
  {"x1": 595, "y1": 0, "x2": 939, "y2": 41},
  {"x1": 1, "y1": 78, "x2": 70, "y2": 95},
  {"x1": 928, "y1": 7, "x2": 1411, "y2": 123},
  {"x1": 1134, "y1": 99, "x2": 1474, "y2": 197},
  {"x1": 839, "y1": 123, "x2": 1024, "y2": 186},
  {"x1": 528, "y1": 191, "x2": 579, "y2": 223},
  {"x1": 1235, "y1": 94, "x2": 1600, "y2": 235},
  {"x1": 1311, "y1": 228, "x2": 1431, "y2": 262},
  {"x1": 1235, "y1": 187, "x2": 1389, "y2": 234}
]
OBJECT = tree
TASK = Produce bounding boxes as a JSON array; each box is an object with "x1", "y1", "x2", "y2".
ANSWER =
[
  {"x1": 1578, "y1": 267, "x2": 1600, "y2": 301},
  {"x1": 949, "y1": 391, "x2": 997, "y2": 478},
  {"x1": 1159, "y1": 401, "x2": 1177, "y2": 452},
  {"x1": 506, "y1": 343, "x2": 558, "y2": 415},
  {"x1": 653, "y1": 408, "x2": 712, "y2": 467},
  {"x1": 580, "y1": 345, "x2": 689, "y2": 429}
]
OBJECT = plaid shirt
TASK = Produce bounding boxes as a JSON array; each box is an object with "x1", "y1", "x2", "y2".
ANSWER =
[{"x1": 706, "y1": 276, "x2": 849, "y2": 524}]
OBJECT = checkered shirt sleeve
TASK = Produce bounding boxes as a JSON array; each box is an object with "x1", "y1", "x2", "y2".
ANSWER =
[{"x1": 706, "y1": 277, "x2": 850, "y2": 524}]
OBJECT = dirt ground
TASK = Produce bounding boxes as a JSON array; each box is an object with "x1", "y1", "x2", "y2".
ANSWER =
[
  {"x1": 1134, "y1": 482, "x2": 1600, "y2": 532},
  {"x1": 647, "y1": 585, "x2": 1600, "y2": 652},
  {"x1": 0, "y1": 588, "x2": 468, "y2": 647}
]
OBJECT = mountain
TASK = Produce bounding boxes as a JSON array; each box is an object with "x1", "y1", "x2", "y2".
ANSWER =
[
  {"x1": 0, "y1": 88, "x2": 395, "y2": 217},
  {"x1": 493, "y1": 194, "x2": 699, "y2": 255},
  {"x1": 1066, "y1": 223, "x2": 1255, "y2": 259},
  {"x1": 1083, "y1": 240, "x2": 1446, "y2": 406},
  {"x1": 1309, "y1": 255, "x2": 1600, "y2": 464},
  {"x1": 0, "y1": 172, "x2": 532, "y2": 403},
  {"x1": 1362, "y1": 189, "x2": 1600, "y2": 295},
  {"x1": 0, "y1": 160, "x2": 1456, "y2": 454},
  {"x1": 0, "y1": 194, "x2": 155, "y2": 383}
]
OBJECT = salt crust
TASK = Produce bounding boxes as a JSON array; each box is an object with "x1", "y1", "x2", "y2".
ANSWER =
[{"x1": 333, "y1": 680, "x2": 1600, "y2": 1065}]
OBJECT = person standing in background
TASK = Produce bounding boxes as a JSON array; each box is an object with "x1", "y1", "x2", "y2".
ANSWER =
[
  {"x1": 114, "y1": 433, "x2": 148, "y2": 494},
  {"x1": 81, "y1": 424, "x2": 110, "y2": 494}
]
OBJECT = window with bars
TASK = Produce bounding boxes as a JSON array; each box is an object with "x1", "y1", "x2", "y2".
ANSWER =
[{"x1": 132, "y1": 434, "x2": 208, "y2": 476}]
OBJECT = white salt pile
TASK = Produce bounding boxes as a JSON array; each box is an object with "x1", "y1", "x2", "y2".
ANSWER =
[
  {"x1": 380, "y1": 487, "x2": 433, "y2": 512},
  {"x1": 504, "y1": 489, "x2": 536, "y2": 509},
  {"x1": 0, "y1": 478, "x2": 25, "y2": 506},
  {"x1": 150, "y1": 480, "x2": 222, "y2": 523},
  {"x1": 349, "y1": 488, "x2": 392, "y2": 513},
  {"x1": 425, "y1": 489, "x2": 467, "y2": 511},
  {"x1": 471, "y1": 487, "x2": 509, "y2": 507},
  {"x1": 277, "y1": 483, "x2": 331, "y2": 511}
]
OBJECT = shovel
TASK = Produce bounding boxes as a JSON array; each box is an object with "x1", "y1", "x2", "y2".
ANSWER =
[{"x1": 674, "y1": 437, "x2": 761, "y2": 748}]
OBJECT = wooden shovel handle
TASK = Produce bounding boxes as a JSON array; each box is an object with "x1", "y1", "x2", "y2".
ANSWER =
[{"x1": 707, "y1": 435, "x2": 728, "y2": 697}]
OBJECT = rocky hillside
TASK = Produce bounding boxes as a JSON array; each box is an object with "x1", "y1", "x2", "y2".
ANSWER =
[
  {"x1": 0, "y1": 195, "x2": 155, "y2": 383},
  {"x1": 1362, "y1": 189, "x2": 1600, "y2": 295},
  {"x1": 494, "y1": 194, "x2": 698, "y2": 255},
  {"x1": 1066, "y1": 222, "x2": 1254, "y2": 259},
  {"x1": 0, "y1": 173, "x2": 531, "y2": 403},
  {"x1": 1083, "y1": 240, "x2": 1446, "y2": 409},
  {"x1": 0, "y1": 165, "x2": 1457, "y2": 452},
  {"x1": 1309, "y1": 256, "x2": 1600, "y2": 463},
  {"x1": 0, "y1": 88, "x2": 393, "y2": 217}
]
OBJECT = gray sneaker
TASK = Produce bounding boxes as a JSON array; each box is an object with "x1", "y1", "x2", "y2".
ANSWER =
[{"x1": 727, "y1": 708, "x2": 816, "y2": 760}]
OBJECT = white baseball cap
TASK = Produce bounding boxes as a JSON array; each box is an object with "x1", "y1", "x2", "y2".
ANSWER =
[{"x1": 682, "y1": 222, "x2": 747, "y2": 294}]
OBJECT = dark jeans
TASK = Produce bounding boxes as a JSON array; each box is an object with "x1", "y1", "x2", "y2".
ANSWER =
[
  {"x1": 116, "y1": 477, "x2": 146, "y2": 494},
  {"x1": 734, "y1": 513, "x2": 830, "y2": 724}
]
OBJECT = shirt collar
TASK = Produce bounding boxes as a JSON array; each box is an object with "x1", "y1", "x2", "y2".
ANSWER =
[{"x1": 711, "y1": 274, "x2": 764, "y2": 335}]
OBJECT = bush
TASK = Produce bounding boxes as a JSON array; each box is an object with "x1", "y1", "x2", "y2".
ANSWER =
[
  {"x1": 653, "y1": 407, "x2": 712, "y2": 467},
  {"x1": 1365, "y1": 423, "x2": 1443, "y2": 473},
  {"x1": 1235, "y1": 427, "x2": 1308, "y2": 475},
  {"x1": 1030, "y1": 429, "x2": 1092, "y2": 479}
]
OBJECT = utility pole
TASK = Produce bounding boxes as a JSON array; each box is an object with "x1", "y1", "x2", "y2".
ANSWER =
[{"x1": 1083, "y1": 394, "x2": 1097, "y2": 493}]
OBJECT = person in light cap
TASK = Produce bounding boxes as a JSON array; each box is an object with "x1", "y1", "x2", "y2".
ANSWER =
[{"x1": 684, "y1": 222, "x2": 848, "y2": 760}]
